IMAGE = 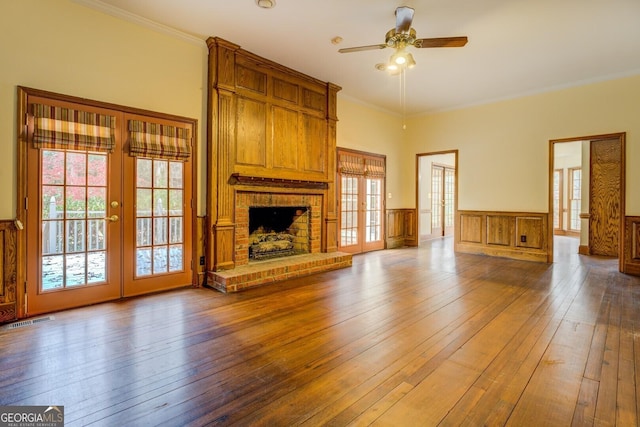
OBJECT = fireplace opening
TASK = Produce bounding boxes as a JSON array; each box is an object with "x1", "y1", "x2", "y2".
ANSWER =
[{"x1": 248, "y1": 206, "x2": 310, "y2": 261}]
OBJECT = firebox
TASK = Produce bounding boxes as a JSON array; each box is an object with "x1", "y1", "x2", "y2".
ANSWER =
[{"x1": 248, "y1": 206, "x2": 310, "y2": 261}]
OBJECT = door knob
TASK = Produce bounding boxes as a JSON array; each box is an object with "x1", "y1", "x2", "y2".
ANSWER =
[
  {"x1": 111, "y1": 201, "x2": 119, "y2": 208},
  {"x1": 105, "y1": 215, "x2": 119, "y2": 222}
]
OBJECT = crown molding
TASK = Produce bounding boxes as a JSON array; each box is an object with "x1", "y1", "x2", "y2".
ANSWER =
[{"x1": 72, "y1": 0, "x2": 206, "y2": 47}]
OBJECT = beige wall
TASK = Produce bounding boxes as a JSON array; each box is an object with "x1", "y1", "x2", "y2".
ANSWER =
[
  {"x1": 336, "y1": 98, "x2": 404, "y2": 209},
  {"x1": 3, "y1": 1, "x2": 640, "y2": 225},
  {"x1": 404, "y1": 74, "x2": 640, "y2": 215},
  {"x1": 0, "y1": 0, "x2": 207, "y2": 218}
]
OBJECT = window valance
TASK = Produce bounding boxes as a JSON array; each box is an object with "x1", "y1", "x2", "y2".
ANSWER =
[
  {"x1": 338, "y1": 153, "x2": 365, "y2": 175},
  {"x1": 31, "y1": 104, "x2": 116, "y2": 152},
  {"x1": 364, "y1": 157, "x2": 385, "y2": 178},
  {"x1": 128, "y1": 120, "x2": 191, "y2": 161}
]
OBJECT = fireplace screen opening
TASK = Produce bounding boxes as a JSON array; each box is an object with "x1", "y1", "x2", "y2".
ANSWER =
[{"x1": 249, "y1": 206, "x2": 310, "y2": 261}]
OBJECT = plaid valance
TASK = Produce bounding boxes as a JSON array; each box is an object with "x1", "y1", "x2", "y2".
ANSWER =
[
  {"x1": 338, "y1": 153, "x2": 365, "y2": 175},
  {"x1": 32, "y1": 104, "x2": 116, "y2": 152},
  {"x1": 128, "y1": 120, "x2": 191, "y2": 161},
  {"x1": 365, "y1": 157, "x2": 386, "y2": 178}
]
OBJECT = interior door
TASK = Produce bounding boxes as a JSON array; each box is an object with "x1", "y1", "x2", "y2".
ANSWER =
[
  {"x1": 25, "y1": 97, "x2": 122, "y2": 315},
  {"x1": 431, "y1": 166, "x2": 444, "y2": 237},
  {"x1": 431, "y1": 165, "x2": 455, "y2": 238},
  {"x1": 589, "y1": 138, "x2": 621, "y2": 257}
]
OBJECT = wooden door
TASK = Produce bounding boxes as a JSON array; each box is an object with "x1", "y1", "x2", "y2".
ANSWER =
[
  {"x1": 431, "y1": 165, "x2": 455, "y2": 238},
  {"x1": 589, "y1": 138, "x2": 621, "y2": 257},
  {"x1": 431, "y1": 166, "x2": 444, "y2": 237},
  {"x1": 25, "y1": 97, "x2": 123, "y2": 315},
  {"x1": 337, "y1": 149, "x2": 385, "y2": 254},
  {"x1": 121, "y1": 114, "x2": 194, "y2": 296}
]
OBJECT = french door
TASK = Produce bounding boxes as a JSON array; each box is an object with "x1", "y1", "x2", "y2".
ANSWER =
[
  {"x1": 431, "y1": 165, "x2": 455, "y2": 238},
  {"x1": 337, "y1": 149, "x2": 385, "y2": 254},
  {"x1": 21, "y1": 90, "x2": 194, "y2": 315}
]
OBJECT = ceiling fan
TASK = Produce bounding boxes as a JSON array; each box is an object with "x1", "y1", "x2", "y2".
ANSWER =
[{"x1": 338, "y1": 6, "x2": 468, "y2": 70}]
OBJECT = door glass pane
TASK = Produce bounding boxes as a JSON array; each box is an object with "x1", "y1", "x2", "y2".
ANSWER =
[
  {"x1": 570, "y1": 168, "x2": 582, "y2": 231},
  {"x1": 444, "y1": 169, "x2": 455, "y2": 227},
  {"x1": 365, "y1": 178, "x2": 382, "y2": 243},
  {"x1": 553, "y1": 170, "x2": 561, "y2": 229},
  {"x1": 136, "y1": 159, "x2": 184, "y2": 276},
  {"x1": 431, "y1": 167, "x2": 443, "y2": 228},
  {"x1": 40, "y1": 150, "x2": 107, "y2": 291},
  {"x1": 340, "y1": 175, "x2": 359, "y2": 246}
]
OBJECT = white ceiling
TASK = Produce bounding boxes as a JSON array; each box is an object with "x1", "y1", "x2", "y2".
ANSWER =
[{"x1": 85, "y1": 0, "x2": 640, "y2": 116}]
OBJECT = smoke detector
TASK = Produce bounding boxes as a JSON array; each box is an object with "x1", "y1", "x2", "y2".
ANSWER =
[{"x1": 256, "y1": 0, "x2": 276, "y2": 8}]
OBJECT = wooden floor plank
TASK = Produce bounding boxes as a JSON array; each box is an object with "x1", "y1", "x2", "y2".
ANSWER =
[{"x1": 1, "y1": 237, "x2": 639, "y2": 426}]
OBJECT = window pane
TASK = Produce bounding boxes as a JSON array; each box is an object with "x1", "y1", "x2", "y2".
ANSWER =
[
  {"x1": 154, "y1": 160, "x2": 168, "y2": 188},
  {"x1": 169, "y1": 162, "x2": 183, "y2": 188},
  {"x1": 87, "y1": 153, "x2": 107, "y2": 186},
  {"x1": 66, "y1": 152, "x2": 86, "y2": 186},
  {"x1": 137, "y1": 189, "x2": 152, "y2": 217},
  {"x1": 42, "y1": 150, "x2": 65, "y2": 185},
  {"x1": 137, "y1": 158, "x2": 153, "y2": 187}
]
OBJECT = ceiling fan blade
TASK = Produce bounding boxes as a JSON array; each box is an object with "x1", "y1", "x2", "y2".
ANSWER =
[
  {"x1": 395, "y1": 6, "x2": 414, "y2": 34},
  {"x1": 414, "y1": 36, "x2": 468, "y2": 48},
  {"x1": 338, "y1": 44, "x2": 387, "y2": 53}
]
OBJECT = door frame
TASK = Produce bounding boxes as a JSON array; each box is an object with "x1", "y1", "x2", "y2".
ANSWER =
[
  {"x1": 415, "y1": 150, "x2": 458, "y2": 245},
  {"x1": 15, "y1": 86, "x2": 199, "y2": 318},
  {"x1": 548, "y1": 133, "x2": 625, "y2": 270}
]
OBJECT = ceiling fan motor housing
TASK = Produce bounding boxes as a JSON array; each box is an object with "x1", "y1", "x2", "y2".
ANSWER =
[{"x1": 385, "y1": 28, "x2": 417, "y2": 48}]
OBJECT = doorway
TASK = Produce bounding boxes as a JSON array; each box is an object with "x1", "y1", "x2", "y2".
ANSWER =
[
  {"x1": 18, "y1": 88, "x2": 196, "y2": 316},
  {"x1": 417, "y1": 151, "x2": 457, "y2": 244},
  {"x1": 549, "y1": 133, "x2": 625, "y2": 269}
]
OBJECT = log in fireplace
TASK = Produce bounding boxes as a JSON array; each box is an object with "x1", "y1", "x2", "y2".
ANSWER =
[{"x1": 248, "y1": 207, "x2": 310, "y2": 260}]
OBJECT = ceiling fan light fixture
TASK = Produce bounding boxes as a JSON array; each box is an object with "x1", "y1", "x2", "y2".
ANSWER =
[
  {"x1": 405, "y1": 52, "x2": 416, "y2": 69},
  {"x1": 256, "y1": 0, "x2": 276, "y2": 9},
  {"x1": 391, "y1": 50, "x2": 408, "y2": 65}
]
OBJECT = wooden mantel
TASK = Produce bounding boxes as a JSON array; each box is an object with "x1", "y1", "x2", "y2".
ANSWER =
[{"x1": 205, "y1": 36, "x2": 341, "y2": 272}]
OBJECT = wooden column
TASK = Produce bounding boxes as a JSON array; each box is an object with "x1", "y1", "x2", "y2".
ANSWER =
[
  {"x1": 324, "y1": 83, "x2": 340, "y2": 252},
  {"x1": 206, "y1": 37, "x2": 239, "y2": 271}
]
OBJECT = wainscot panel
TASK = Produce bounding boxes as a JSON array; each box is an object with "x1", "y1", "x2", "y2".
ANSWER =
[
  {"x1": 386, "y1": 209, "x2": 417, "y2": 249},
  {"x1": 623, "y1": 216, "x2": 640, "y2": 275},
  {"x1": 456, "y1": 210, "x2": 549, "y2": 263},
  {"x1": 0, "y1": 221, "x2": 18, "y2": 323}
]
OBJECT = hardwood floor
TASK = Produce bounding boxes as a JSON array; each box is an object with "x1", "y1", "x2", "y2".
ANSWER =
[{"x1": 1, "y1": 236, "x2": 639, "y2": 426}]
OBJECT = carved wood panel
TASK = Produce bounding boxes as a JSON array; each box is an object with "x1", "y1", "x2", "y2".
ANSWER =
[
  {"x1": 302, "y1": 114, "x2": 326, "y2": 173},
  {"x1": 487, "y1": 215, "x2": 512, "y2": 246},
  {"x1": 623, "y1": 216, "x2": 640, "y2": 275},
  {"x1": 236, "y1": 97, "x2": 266, "y2": 167},
  {"x1": 272, "y1": 106, "x2": 299, "y2": 170},
  {"x1": 460, "y1": 214, "x2": 482, "y2": 243},
  {"x1": 590, "y1": 138, "x2": 621, "y2": 257},
  {"x1": 515, "y1": 217, "x2": 544, "y2": 249},
  {"x1": 0, "y1": 221, "x2": 17, "y2": 323}
]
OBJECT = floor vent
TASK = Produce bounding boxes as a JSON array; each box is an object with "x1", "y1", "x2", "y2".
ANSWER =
[{"x1": 3, "y1": 316, "x2": 55, "y2": 330}]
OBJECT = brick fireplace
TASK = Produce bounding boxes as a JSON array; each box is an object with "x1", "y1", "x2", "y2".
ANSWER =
[{"x1": 235, "y1": 192, "x2": 322, "y2": 265}]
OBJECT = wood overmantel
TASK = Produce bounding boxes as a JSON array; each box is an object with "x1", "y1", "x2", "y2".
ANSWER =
[{"x1": 205, "y1": 36, "x2": 341, "y2": 272}]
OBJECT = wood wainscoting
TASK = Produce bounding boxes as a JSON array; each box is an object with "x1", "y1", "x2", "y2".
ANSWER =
[
  {"x1": 624, "y1": 216, "x2": 640, "y2": 275},
  {"x1": 456, "y1": 210, "x2": 550, "y2": 263},
  {"x1": 386, "y1": 209, "x2": 417, "y2": 249},
  {"x1": 0, "y1": 220, "x2": 18, "y2": 323}
]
